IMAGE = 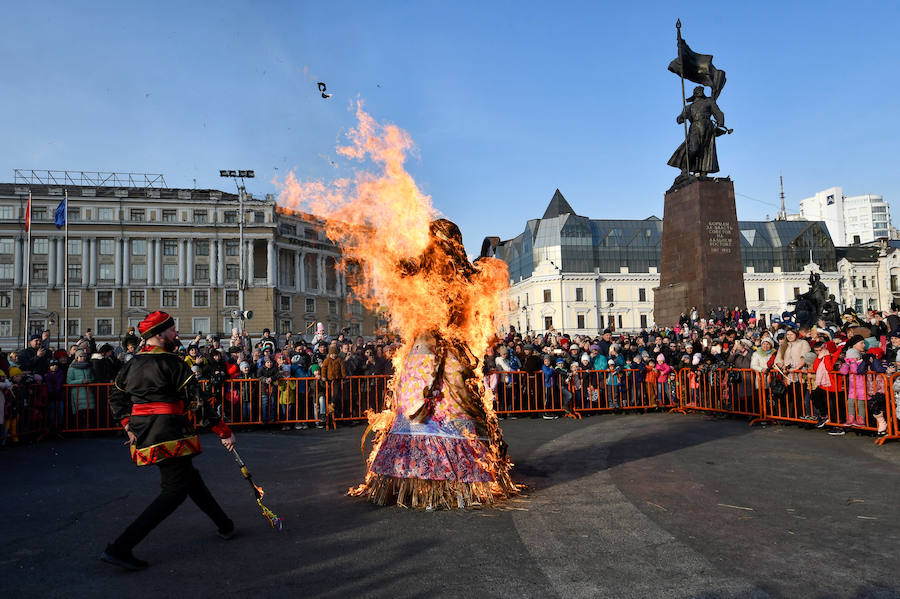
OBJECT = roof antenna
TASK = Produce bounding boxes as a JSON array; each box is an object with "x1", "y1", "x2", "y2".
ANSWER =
[{"x1": 776, "y1": 173, "x2": 787, "y2": 221}]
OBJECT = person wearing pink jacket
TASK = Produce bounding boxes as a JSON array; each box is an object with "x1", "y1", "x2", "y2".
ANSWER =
[{"x1": 655, "y1": 354, "x2": 674, "y2": 406}]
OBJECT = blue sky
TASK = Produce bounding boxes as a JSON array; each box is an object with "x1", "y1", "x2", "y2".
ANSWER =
[{"x1": 2, "y1": 1, "x2": 898, "y2": 252}]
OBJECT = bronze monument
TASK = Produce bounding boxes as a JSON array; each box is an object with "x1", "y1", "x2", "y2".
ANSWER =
[{"x1": 655, "y1": 20, "x2": 746, "y2": 328}]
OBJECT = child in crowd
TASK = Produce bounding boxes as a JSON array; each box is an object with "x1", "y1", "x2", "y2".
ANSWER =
[
  {"x1": 839, "y1": 336, "x2": 868, "y2": 427},
  {"x1": 258, "y1": 357, "x2": 279, "y2": 425}
]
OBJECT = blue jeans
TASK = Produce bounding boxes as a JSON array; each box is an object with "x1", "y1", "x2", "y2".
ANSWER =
[{"x1": 260, "y1": 394, "x2": 272, "y2": 422}]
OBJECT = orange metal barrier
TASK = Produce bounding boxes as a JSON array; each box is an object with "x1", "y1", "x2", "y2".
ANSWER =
[
  {"x1": 674, "y1": 367, "x2": 765, "y2": 419},
  {"x1": 751, "y1": 368, "x2": 892, "y2": 442},
  {"x1": 4, "y1": 367, "x2": 896, "y2": 448},
  {"x1": 875, "y1": 372, "x2": 899, "y2": 446}
]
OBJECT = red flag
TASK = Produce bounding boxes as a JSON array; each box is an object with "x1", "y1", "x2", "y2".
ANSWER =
[{"x1": 25, "y1": 193, "x2": 31, "y2": 232}]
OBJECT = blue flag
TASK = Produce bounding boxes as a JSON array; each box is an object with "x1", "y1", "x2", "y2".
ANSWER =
[{"x1": 54, "y1": 197, "x2": 66, "y2": 229}]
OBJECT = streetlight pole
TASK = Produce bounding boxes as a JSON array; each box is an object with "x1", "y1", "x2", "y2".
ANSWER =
[
  {"x1": 219, "y1": 170, "x2": 254, "y2": 334},
  {"x1": 549, "y1": 260, "x2": 565, "y2": 332}
]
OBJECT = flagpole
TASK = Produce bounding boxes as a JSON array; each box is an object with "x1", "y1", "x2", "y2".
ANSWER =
[
  {"x1": 63, "y1": 189, "x2": 69, "y2": 353},
  {"x1": 23, "y1": 192, "x2": 32, "y2": 346},
  {"x1": 676, "y1": 19, "x2": 691, "y2": 174}
]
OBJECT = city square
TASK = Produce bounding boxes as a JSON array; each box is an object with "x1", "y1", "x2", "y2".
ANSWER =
[
  {"x1": 1, "y1": 3, "x2": 900, "y2": 598},
  {"x1": 4, "y1": 414, "x2": 900, "y2": 598}
]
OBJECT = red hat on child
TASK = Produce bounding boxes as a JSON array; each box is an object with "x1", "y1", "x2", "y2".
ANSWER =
[{"x1": 139, "y1": 311, "x2": 175, "y2": 339}]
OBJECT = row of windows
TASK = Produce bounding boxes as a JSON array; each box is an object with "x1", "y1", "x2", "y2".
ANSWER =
[
  {"x1": 0, "y1": 288, "x2": 351, "y2": 313},
  {"x1": 0, "y1": 288, "x2": 237, "y2": 310},
  {"x1": 6, "y1": 315, "x2": 320, "y2": 339},
  {"x1": 0, "y1": 261, "x2": 243, "y2": 283},
  {"x1": 0, "y1": 204, "x2": 268, "y2": 225},
  {"x1": 0, "y1": 317, "x2": 116, "y2": 338},
  {"x1": 0, "y1": 237, "x2": 245, "y2": 257},
  {"x1": 539, "y1": 313, "x2": 647, "y2": 331},
  {"x1": 276, "y1": 296, "x2": 358, "y2": 315},
  {"x1": 536, "y1": 287, "x2": 649, "y2": 304}
]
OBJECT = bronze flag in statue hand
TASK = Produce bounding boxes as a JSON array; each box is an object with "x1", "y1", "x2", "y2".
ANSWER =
[{"x1": 668, "y1": 38, "x2": 727, "y2": 100}]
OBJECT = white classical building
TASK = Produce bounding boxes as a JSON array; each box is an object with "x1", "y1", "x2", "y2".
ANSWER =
[
  {"x1": 481, "y1": 190, "x2": 841, "y2": 333},
  {"x1": 837, "y1": 240, "x2": 900, "y2": 314},
  {"x1": 799, "y1": 186, "x2": 891, "y2": 246}
]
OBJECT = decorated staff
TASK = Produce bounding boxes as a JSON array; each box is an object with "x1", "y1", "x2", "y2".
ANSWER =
[
  {"x1": 229, "y1": 448, "x2": 284, "y2": 530},
  {"x1": 101, "y1": 310, "x2": 238, "y2": 571}
]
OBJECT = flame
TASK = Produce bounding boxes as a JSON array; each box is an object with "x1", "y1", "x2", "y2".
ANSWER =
[
  {"x1": 254, "y1": 484, "x2": 264, "y2": 499},
  {"x1": 276, "y1": 102, "x2": 508, "y2": 360},
  {"x1": 278, "y1": 103, "x2": 513, "y2": 499}
]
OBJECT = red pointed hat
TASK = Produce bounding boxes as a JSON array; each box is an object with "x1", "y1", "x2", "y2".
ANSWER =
[{"x1": 139, "y1": 311, "x2": 175, "y2": 339}]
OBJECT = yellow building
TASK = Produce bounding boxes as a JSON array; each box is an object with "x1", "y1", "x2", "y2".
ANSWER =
[{"x1": 0, "y1": 173, "x2": 376, "y2": 348}]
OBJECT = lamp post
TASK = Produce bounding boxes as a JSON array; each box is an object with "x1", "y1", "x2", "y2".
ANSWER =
[
  {"x1": 549, "y1": 259, "x2": 565, "y2": 332},
  {"x1": 48, "y1": 311, "x2": 59, "y2": 349},
  {"x1": 219, "y1": 170, "x2": 254, "y2": 333}
]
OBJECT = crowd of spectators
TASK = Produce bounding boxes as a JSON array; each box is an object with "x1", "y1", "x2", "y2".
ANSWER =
[
  {"x1": 482, "y1": 305, "x2": 900, "y2": 437},
  {"x1": 3, "y1": 304, "x2": 900, "y2": 444},
  {"x1": 0, "y1": 322, "x2": 397, "y2": 443}
]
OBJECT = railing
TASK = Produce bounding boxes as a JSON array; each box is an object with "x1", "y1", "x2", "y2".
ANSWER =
[{"x1": 1, "y1": 369, "x2": 896, "y2": 446}]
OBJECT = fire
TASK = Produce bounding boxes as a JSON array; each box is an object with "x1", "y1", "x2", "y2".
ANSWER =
[
  {"x1": 277, "y1": 102, "x2": 508, "y2": 364},
  {"x1": 277, "y1": 102, "x2": 517, "y2": 505}
]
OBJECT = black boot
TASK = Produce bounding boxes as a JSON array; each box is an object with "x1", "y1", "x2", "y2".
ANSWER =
[{"x1": 100, "y1": 543, "x2": 149, "y2": 571}]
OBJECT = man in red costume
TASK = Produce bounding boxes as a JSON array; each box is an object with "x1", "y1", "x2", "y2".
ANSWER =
[{"x1": 101, "y1": 311, "x2": 237, "y2": 570}]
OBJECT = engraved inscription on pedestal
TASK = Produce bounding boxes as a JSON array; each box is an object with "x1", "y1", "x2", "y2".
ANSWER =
[{"x1": 706, "y1": 221, "x2": 733, "y2": 254}]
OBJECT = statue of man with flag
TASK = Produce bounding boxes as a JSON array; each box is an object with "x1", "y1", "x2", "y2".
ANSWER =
[{"x1": 666, "y1": 20, "x2": 732, "y2": 180}]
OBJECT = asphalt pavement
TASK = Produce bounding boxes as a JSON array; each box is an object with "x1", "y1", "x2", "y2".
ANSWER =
[{"x1": 2, "y1": 413, "x2": 899, "y2": 598}]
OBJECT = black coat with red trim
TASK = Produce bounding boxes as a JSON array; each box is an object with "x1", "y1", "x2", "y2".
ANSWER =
[{"x1": 109, "y1": 346, "x2": 231, "y2": 466}]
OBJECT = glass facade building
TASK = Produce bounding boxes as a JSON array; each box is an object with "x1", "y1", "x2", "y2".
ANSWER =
[{"x1": 482, "y1": 190, "x2": 837, "y2": 279}]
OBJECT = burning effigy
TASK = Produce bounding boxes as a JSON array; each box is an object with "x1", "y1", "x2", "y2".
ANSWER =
[{"x1": 278, "y1": 103, "x2": 519, "y2": 508}]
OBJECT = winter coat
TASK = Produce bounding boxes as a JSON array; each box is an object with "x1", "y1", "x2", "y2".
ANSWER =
[
  {"x1": 655, "y1": 361, "x2": 674, "y2": 384},
  {"x1": 321, "y1": 355, "x2": 347, "y2": 381},
  {"x1": 750, "y1": 349, "x2": 773, "y2": 374},
  {"x1": 775, "y1": 338, "x2": 812, "y2": 383},
  {"x1": 840, "y1": 358, "x2": 866, "y2": 400},
  {"x1": 44, "y1": 369, "x2": 66, "y2": 399},
  {"x1": 66, "y1": 361, "x2": 95, "y2": 413},
  {"x1": 258, "y1": 365, "x2": 280, "y2": 396}
]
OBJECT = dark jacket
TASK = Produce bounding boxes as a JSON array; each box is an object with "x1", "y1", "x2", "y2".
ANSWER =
[{"x1": 109, "y1": 346, "x2": 231, "y2": 466}]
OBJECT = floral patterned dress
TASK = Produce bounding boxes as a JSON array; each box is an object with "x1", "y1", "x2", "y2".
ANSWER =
[{"x1": 369, "y1": 336, "x2": 493, "y2": 484}]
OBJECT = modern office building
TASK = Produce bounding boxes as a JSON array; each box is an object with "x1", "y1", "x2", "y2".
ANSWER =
[
  {"x1": 799, "y1": 186, "x2": 891, "y2": 246},
  {"x1": 0, "y1": 171, "x2": 376, "y2": 347},
  {"x1": 481, "y1": 190, "x2": 840, "y2": 332}
]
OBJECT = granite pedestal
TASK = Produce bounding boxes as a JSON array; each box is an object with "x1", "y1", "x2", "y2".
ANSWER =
[{"x1": 655, "y1": 179, "x2": 745, "y2": 327}]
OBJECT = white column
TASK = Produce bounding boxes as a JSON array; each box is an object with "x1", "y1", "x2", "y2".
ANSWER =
[
  {"x1": 267, "y1": 239, "x2": 276, "y2": 286},
  {"x1": 89, "y1": 239, "x2": 97, "y2": 286},
  {"x1": 14, "y1": 238, "x2": 23, "y2": 286},
  {"x1": 122, "y1": 239, "x2": 130, "y2": 286},
  {"x1": 147, "y1": 240, "x2": 155, "y2": 286},
  {"x1": 318, "y1": 255, "x2": 326, "y2": 292},
  {"x1": 114, "y1": 237, "x2": 122, "y2": 287},
  {"x1": 217, "y1": 240, "x2": 225, "y2": 285},
  {"x1": 178, "y1": 240, "x2": 185, "y2": 286},
  {"x1": 48, "y1": 239, "x2": 57, "y2": 289},
  {"x1": 247, "y1": 240, "x2": 255, "y2": 284},
  {"x1": 56, "y1": 237, "x2": 65, "y2": 286},
  {"x1": 82, "y1": 239, "x2": 90, "y2": 286},
  {"x1": 154, "y1": 238, "x2": 162, "y2": 285},
  {"x1": 186, "y1": 238, "x2": 194, "y2": 285},
  {"x1": 295, "y1": 251, "x2": 302, "y2": 291},
  {"x1": 210, "y1": 239, "x2": 218, "y2": 285}
]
